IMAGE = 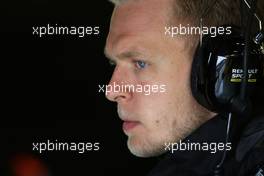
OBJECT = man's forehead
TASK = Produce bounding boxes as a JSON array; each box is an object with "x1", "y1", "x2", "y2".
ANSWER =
[
  {"x1": 109, "y1": 0, "x2": 171, "y2": 36},
  {"x1": 106, "y1": 0, "x2": 173, "y2": 56},
  {"x1": 105, "y1": 0, "x2": 190, "y2": 59}
]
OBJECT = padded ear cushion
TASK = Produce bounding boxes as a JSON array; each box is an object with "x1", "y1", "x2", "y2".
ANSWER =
[
  {"x1": 191, "y1": 26, "x2": 243, "y2": 113},
  {"x1": 191, "y1": 35, "x2": 217, "y2": 112}
]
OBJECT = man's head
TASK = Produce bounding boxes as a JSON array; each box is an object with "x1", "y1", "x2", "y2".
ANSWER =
[{"x1": 104, "y1": 0, "x2": 241, "y2": 157}]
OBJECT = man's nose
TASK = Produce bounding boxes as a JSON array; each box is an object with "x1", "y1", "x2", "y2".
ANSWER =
[{"x1": 105, "y1": 67, "x2": 132, "y2": 103}]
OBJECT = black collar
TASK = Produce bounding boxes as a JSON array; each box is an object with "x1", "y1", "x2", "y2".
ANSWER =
[{"x1": 147, "y1": 114, "x2": 228, "y2": 176}]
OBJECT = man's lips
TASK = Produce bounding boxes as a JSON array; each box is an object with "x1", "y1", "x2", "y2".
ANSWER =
[{"x1": 122, "y1": 121, "x2": 140, "y2": 131}]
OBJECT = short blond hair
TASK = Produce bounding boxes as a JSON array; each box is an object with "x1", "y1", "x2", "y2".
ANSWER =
[{"x1": 108, "y1": 0, "x2": 264, "y2": 27}]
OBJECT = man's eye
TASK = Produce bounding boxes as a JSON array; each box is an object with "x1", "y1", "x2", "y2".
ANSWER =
[{"x1": 135, "y1": 60, "x2": 147, "y2": 69}]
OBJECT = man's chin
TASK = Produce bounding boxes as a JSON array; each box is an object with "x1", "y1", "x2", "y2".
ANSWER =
[{"x1": 126, "y1": 136, "x2": 166, "y2": 158}]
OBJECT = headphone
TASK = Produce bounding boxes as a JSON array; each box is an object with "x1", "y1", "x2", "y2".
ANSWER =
[
  {"x1": 190, "y1": 1, "x2": 263, "y2": 175},
  {"x1": 190, "y1": 23, "x2": 264, "y2": 116}
]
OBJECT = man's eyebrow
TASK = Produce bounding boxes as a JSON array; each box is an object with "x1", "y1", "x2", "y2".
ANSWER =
[
  {"x1": 117, "y1": 51, "x2": 142, "y2": 59},
  {"x1": 104, "y1": 48, "x2": 142, "y2": 62}
]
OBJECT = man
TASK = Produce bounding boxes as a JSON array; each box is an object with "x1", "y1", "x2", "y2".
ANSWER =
[{"x1": 104, "y1": 0, "x2": 264, "y2": 175}]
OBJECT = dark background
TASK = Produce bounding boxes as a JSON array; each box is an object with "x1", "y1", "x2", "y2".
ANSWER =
[{"x1": 1, "y1": 0, "x2": 157, "y2": 175}]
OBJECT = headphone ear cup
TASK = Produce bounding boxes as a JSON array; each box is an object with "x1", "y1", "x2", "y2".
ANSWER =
[
  {"x1": 191, "y1": 37, "x2": 216, "y2": 112},
  {"x1": 191, "y1": 32, "x2": 242, "y2": 114},
  {"x1": 191, "y1": 26, "x2": 264, "y2": 114}
]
